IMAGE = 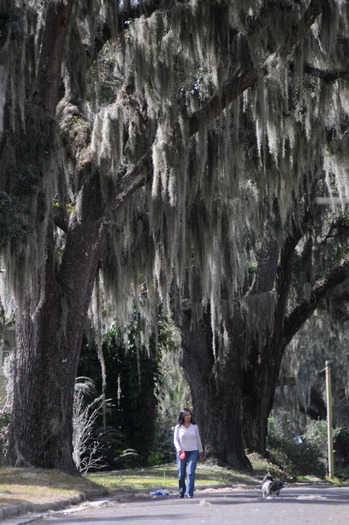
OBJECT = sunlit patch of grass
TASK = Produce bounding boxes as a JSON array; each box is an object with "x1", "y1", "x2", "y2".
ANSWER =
[
  {"x1": 310, "y1": 475, "x2": 332, "y2": 483},
  {"x1": 0, "y1": 467, "x2": 102, "y2": 504},
  {"x1": 0, "y1": 468, "x2": 97, "y2": 489},
  {"x1": 87, "y1": 463, "x2": 256, "y2": 492},
  {"x1": 247, "y1": 452, "x2": 284, "y2": 479},
  {"x1": 88, "y1": 465, "x2": 179, "y2": 491}
]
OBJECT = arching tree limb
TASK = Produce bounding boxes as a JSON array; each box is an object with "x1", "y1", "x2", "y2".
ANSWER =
[
  {"x1": 189, "y1": 0, "x2": 325, "y2": 135},
  {"x1": 284, "y1": 257, "x2": 349, "y2": 346}
]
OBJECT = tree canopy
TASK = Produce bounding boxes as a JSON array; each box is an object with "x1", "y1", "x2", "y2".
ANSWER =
[{"x1": 1, "y1": 0, "x2": 349, "y2": 472}]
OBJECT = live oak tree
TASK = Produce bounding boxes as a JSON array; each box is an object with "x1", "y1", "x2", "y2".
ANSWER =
[
  {"x1": 163, "y1": 1, "x2": 349, "y2": 464},
  {"x1": 173, "y1": 183, "x2": 349, "y2": 466},
  {"x1": 1, "y1": 0, "x2": 349, "y2": 473}
]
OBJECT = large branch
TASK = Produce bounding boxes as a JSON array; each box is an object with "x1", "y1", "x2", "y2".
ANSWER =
[
  {"x1": 284, "y1": 0, "x2": 326, "y2": 56},
  {"x1": 304, "y1": 63, "x2": 349, "y2": 82},
  {"x1": 32, "y1": 0, "x2": 76, "y2": 113},
  {"x1": 89, "y1": 1, "x2": 180, "y2": 65},
  {"x1": 111, "y1": 2, "x2": 326, "y2": 213},
  {"x1": 275, "y1": 209, "x2": 313, "y2": 295},
  {"x1": 110, "y1": 150, "x2": 153, "y2": 215},
  {"x1": 75, "y1": 0, "x2": 326, "y2": 218},
  {"x1": 283, "y1": 257, "x2": 349, "y2": 347},
  {"x1": 268, "y1": 210, "x2": 313, "y2": 349},
  {"x1": 188, "y1": 68, "x2": 259, "y2": 135},
  {"x1": 189, "y1": 0, "x2": 325, "y2": 134},
  {"x1": 33, "y1": 0, "x2": 170, "y2": 112}
]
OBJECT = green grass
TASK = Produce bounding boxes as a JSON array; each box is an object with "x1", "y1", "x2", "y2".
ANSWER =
[
  {"x1": 86, "y1": 452, "x2": 291, "y2": 493},
  {"x1": 86, "y1": 458, "x2": 265, "y2": 492},
  {"x1": 0, "y1": 452, "x2": 332, "y2": 510},
  {"x1": 0, "y1": 467, "x2": 103, "y2": 506},
  {"x1": 0, "y1": 462, "x2": 258, "y2": 508}
]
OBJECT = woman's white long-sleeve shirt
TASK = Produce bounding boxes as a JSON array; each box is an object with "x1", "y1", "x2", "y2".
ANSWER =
[{"x1": 173, "y1": 423, "x2": 203, "y2": 452}]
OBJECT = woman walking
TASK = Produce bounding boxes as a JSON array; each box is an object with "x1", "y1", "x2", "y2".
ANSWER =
[{"x1": 173, "y1": 407, "x2": 204, "y2": 499}]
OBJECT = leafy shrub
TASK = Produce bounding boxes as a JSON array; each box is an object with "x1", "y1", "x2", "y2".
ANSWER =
[
  {"x1": 0, "y1": 405, "x2": 11, "y2": 464},
  {"x1": 302, "y1": 419, "x2": 340, "y2": 458},
  {"x1": 332, "y1": 427, "x2": 349, "y2": 479},
  {"x1": 150, "y1": 415, "x2": 176, "y2": 466},
  {"x1": 78, "y1": 306, "x2": 175, "y2": 468},
  {"x1": 267, "y1": 417, "x2": 326, "y2": 477}
]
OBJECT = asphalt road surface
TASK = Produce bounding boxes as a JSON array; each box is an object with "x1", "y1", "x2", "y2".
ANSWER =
[{"x1": 17, "y1": 485, "x2": 349, "y2": 525}]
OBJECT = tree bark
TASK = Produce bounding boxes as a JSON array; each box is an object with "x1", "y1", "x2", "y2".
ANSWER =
[
  {"x1": 242, "y1": 218, "x2": 349, "y2": 455},
  {"x1": 174, "y1": 277, "x2": 251, "y2": 471},
  {"x1": 7, "y1": 171, "x2": 107, "y2": 471}
]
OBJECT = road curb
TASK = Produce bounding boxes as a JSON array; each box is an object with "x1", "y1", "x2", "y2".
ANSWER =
[
  {"x1": 0, "y1": 485, "x2": 239, "y2": 523},
  {"x1": 0, "y1": 489, "x2": 110, "y2": 524}
]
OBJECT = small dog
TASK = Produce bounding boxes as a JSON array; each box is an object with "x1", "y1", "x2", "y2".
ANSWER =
[{"x1": 261, "y1": 473, "x2": 284, "y2": 499}]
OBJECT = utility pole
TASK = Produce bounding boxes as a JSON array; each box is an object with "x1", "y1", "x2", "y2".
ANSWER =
[{"x1": 325, "y1": 360, "x2": 334, "y2": 479}]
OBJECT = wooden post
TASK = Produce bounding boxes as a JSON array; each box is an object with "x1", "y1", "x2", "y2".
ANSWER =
[{"x1": 325, "y1": 361, "x2": 334, "y2": 479}]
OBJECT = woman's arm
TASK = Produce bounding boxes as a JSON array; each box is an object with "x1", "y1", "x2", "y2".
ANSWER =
[{"x1": 173, "y1": 425, "x2": 181, "y2": 452}]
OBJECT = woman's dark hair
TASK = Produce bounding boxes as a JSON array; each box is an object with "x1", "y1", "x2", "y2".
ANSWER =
[{"x1": 177, "y1": 407, "x2": 196, "y2": 425}]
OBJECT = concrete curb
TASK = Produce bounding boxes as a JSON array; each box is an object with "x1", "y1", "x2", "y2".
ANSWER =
[
  {"x1": 0, "y1": 484, "x2": 261, "y2": 523},
  {"x1": 0, "y1": 488, "x2": 110, "y2": 524}
]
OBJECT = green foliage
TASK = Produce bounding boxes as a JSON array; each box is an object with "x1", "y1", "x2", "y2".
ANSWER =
[
  {"x1": 104, "y1": 313, "x2": 161, "y2": 465},
  {"x1": 72, "y1": 375, "x2": 140, "y2": 472},
  {"x1": 150, "y1": 414, "x2": 176, "y2": 466},
  {"x1": 72, "y1": 377, "x2": 110, "y2": 473},
  {"x1": 0, "y1": 405, "x2": 11, "y2": 465},
  {"x1": 149, "y1": 317, "x2": 188, "y2": 466},
  {"x1": 267, "y1": 417, "x2": 326, "y2": 478},
  {"x1": 268, "y1": 417, "x2": 349, "y2": 479},
  {"x1": 302, "y1": 419, "x2": 340, "y2": 459},
  {"x1": 78, "y1": 306, "x2": 171, "y2": 468},
  {"x1": 333, "y1": 427, "x2": 349, "y2": 480}
]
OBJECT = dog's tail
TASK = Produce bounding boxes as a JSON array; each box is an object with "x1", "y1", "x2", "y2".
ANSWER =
[{"x1": 262, "y1": 472, "x2": 273, "y2": 483}]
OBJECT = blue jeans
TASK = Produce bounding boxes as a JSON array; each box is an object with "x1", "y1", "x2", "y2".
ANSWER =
[{"x1": 177, "y1": 450, "x2": 199, "y2": 497}]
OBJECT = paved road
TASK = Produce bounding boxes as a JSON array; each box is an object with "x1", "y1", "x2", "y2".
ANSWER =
[{"x1": 10, "y1": 485, "x2": 349, "y2": 525}]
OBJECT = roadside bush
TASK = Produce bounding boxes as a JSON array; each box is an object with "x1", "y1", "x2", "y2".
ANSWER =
[
  {"x1": 302, "y1": 419, "x2": 340, "y2": 459},
  {"x1": 0, "y1": 405, "x2": 11, "y2": 464},
  {"x1": 149, "y1": 415, "x2": 176, "y2": 466},
  {"x1": 267, "y1": 418, "x2": 326, "y2": 478},
  {"x1": 332, "y1": 427, "x2": 349, "y2": 480},
  {"x1": 78, "y1": 307, "x2": 164, "y2": 467}
]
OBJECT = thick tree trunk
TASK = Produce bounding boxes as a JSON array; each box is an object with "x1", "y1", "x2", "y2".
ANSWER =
[
  {"x1": 241, "y1": 223, "x2": 303, "y2": 454},
  {"x1": 7, "y1": 290, "x2": 80, "y2": 472},
  {"x1": 241, "y1": 231, "x2": 286, "y2": 454},
  {"x1": 177, "y1": 288, "x2": 251, "y2": 471},
  {"x1": 241, "y1": 290, "x2": 288, "y2": 455},
  {"x1": 242, "y1": 342, "x2": 284, "y2": 455},
  {"x1": 6, "y1": 172, "x2": 106, "y2": 472}
]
